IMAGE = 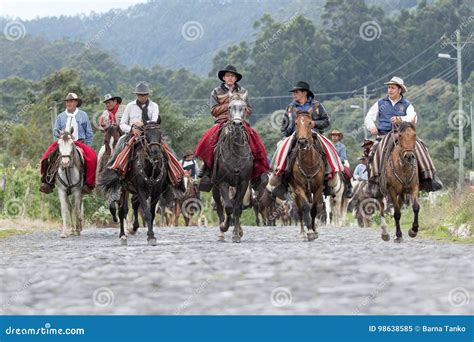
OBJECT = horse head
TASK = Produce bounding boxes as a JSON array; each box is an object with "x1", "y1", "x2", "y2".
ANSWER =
[
  {"x1": 395, "y1": 122, "x2": 417, "y2": 164},
  {"x1": 57, "y1": 130, "x2": 75, "y2": 169},
  {"x1": 144, "y1": 122, "x2": 163, "y2": 162},
  {"x1": 295, "y1": 111, "x2": 313, "y2": 150},
  {"x1": 229, "y1": 99, "x2": 247, "y2": 125}
]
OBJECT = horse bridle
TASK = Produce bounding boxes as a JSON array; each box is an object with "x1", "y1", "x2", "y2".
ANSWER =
[
  {"x1": 135, "y1": 126, "x2": 166, "y2": 187},
  {"x1": 389, "y1": 126, "x2": 417, "y2": 187},
  {"x1": 57, "y1": 134, "x2": 83, "y2": 195}
]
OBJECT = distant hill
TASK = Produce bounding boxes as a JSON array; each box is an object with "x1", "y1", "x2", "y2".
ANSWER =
[{"x1": 0, "y1": 0, "x2": 421, "y2": 75}]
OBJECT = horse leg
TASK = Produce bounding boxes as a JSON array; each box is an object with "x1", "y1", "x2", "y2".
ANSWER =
[
  {"x1": 293, "y1": 194, "x2": 305, "y2": 239},
  {"x1": 391, "y1": 192, "x2": 403, "y2": 243},
  {"x1": 135, "y1": 192, "x2": 156, "y2": 246},
  {"x1": 131, "y1": 194, "x2": 140, "y2": 233},
  {"x1": 254, "y1": 204, "x2": 260, "y2": 226},
  {"x1": 219, "y1": 182, "x2": 233, "y2": 229},
  {"x1": 150, "y1": 196, "x2": 159, "y2": 233},
  {"x1": 408, "y1": 192, "x2": 420, "y2": 238},
  {"x1": 109, "y1": 201, "x2": 118, "y2": 223},
  {"x1": 72, "y1": 190, "x2": 82, "y2": 235},
  {"x1": 212, "y1": 186, "x2": 226, "y2": 241},
  {"x1": 232, "y1": 183, "x2": 247, "y2": 243},
  {"x1": 118, "y1": 191, "x2": 128, "y2": 245},
  {"x1": 58, "y1": 189, "x2": 71, "y2": 238},
  {"x1": 295, "y1": 188, "x2": 312, "y2": 240},
  {"x1": 379, "y1": 198, "x2": 389, "y2": 241}
]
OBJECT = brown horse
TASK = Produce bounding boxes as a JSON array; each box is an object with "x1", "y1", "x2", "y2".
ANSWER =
[
  {"x1": 289, "y1": 111, "x2": 326, "y2": 241},
  {"x1": 379, "y1": 122, "x2": 420, "y2": 243}
]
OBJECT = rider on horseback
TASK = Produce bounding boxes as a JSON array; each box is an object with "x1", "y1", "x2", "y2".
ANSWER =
[
  {"x1": 195, "y1": 65, "x2": 270, "y2": 191},
  {"x1": 365, "y1": 76, "x2": 443, "y2": 196},
  {"x1": 267, "y1": 81, "x2": 343, "y2": 198},
  {"x1": 40, "y1": 92, "x2": 97, "y2": 195},
  {"x1": 108, "y1": 82, "x2": 185, "y2": 190},
  {"x1": 98, "y1": 93, "x2": 123, "y2": 130},
  {"x1": 327, "y1": 130, "x2": 353, "y2": 198}
]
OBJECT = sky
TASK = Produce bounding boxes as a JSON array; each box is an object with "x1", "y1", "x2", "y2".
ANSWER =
[{"x1": 0, "y1": 0, "x2": 148, "y2": 20}]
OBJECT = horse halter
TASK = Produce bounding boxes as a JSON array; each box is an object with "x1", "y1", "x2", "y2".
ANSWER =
[
  {"x1": 58, "y1": 132, "x2": 76, "y2": 169},
  {"x1": 295, "y1": 112, "x2": 313, "y2": 150}
]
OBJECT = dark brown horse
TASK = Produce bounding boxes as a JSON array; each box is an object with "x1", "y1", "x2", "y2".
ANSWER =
[
  {"x1": 289, "y1": 111, "x2": 326, "y2": 241},
  {"x1": 174, "y1": 171, "x2": 200, "y2": 226},
  {"x1": 379, "y1": 122, "x2": 420, "y2": 243},
  {"x1": 96, "y1": 124, "x2": 123, "y2": 223}
]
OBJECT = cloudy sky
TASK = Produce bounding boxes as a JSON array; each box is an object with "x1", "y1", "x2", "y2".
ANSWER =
[{"x1": 0, "y1": 0, "x2": 148, "y2": 20}]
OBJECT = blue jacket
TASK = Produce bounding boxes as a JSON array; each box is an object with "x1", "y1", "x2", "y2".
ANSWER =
[
  {"x1": 377, "y1": 96, "x2": 410, "y2": 133},
  {"x1": 54, "y1": 110, "x2": 94, "y2": 145},
  {"x1": 334, "y1": 141, "x2": 347, "y2": 162},
  {"x1": 281, "y1": 97, "x2": 330, "y2": 138}
]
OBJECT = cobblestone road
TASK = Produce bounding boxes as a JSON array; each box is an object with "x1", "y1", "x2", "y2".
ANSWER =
[{"x1": 1, "y1": 225, "x2": 472, "y2": 315}]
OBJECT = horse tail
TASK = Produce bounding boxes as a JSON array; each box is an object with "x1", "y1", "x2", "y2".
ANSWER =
[{"x1": 97, "y1": 167, "x2": 121, "y2": 194}]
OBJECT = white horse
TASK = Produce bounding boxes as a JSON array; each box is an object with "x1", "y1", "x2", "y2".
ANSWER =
[
  {"x1": 56, "y1": 130, "x2": 84, "y2": 238},
  {"x1": 325, "y1": 173, "x2": 349, "y2": 227}
]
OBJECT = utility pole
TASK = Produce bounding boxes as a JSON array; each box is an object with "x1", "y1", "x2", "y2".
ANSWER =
[
  {"x1": 471, "y1": 101, "x2": 473, "y2": 170},
  {"x1": 456, "y1": 30, "x2": 464, "y2": 193},
  {"x1": 438, "y1": 30, "x2": 473, "y2": 193},
  {"x1": 356, "y1": 86, "x2": 374, "y2": 139}
]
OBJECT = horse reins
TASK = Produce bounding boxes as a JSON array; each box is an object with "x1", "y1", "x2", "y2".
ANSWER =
[{"x1": 57, "y1": 139, "x2": 83, "y2": 196}]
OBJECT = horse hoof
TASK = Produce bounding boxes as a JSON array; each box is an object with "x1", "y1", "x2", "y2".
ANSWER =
[
  {"x1": 218, "y1": 235, "x2": 225, "y2": 242},
  {"x1": 232, "y1": 235, "x2": 241, "y2": 243},
  {"x1": 128, "y1": 229, "x2": 137, "y2": 236},
  {"x1": 408, "y1": 229, "x2": 417, "y2": 238},
  {"x1": 381, "y1": 233, "x2": 390, "y2": 241},
  {"x1": 72, "y1": 231, "x2": 80, "y2": 236},
  {"x1": 120, "y1": 237, "x2": 128, "y2": 245},
  {"x1": 393, "y1": 237, "x2": 403, "y2": 243},
  {"x1": 307, "y1": 232, "x2": 316, "y2": 241},
  {"x1": 148, "y1": 238, "x2": 157, "y2": 246},
  {"x1": 60, "y1": 233, "x2": 67, "y2": 238}
]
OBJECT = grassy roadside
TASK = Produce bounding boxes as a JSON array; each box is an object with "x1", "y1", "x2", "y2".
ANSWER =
[{"x1": 0, "y1": 218, "x2": 59, "y2": 239}]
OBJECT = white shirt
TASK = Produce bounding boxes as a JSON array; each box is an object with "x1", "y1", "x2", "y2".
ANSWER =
[
  {"x1": 365, "y1": 97, "x2": 417, "y2": 131},
  {"x1": 120, "y1": 100, "x2": 159, "y2": 133}
]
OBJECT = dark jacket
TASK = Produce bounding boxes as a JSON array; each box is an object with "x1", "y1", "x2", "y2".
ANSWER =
[{"x1": 280, "y1": 98, "x2": 330, "y2": 138}]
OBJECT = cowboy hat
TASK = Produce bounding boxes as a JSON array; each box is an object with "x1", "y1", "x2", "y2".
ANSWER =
[
  {"x1": 102, "y1": 93, "x2": 122, "y2": 104},
  {"x1": 384, "y1": 76, "x2": 407, "y2": 93},
  {"x1": 289, "y1": 81, "x2": 314, "y2": 99},
  {"x1": 64, "y1": 92, "x2": 82, "y2": 107},
  {"x1": 183, "y1": 150, "x2": 194, "y2": 158},
  {"x1": 218, "y1": 65, "x2": 242, "y2": 82},
  {"x1": 134, "y1": 81, "x2": 151, "y2": 94},
  {"x1": 328, "y1": 129, "x2": 344, "y2": 140},
  {"x1": 361, "y1": 139, "x2": 374, "y2": 147}
]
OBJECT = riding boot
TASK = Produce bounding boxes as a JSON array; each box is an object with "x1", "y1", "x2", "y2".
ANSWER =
[
  {"x1": 420, "y1": 174, "x2": 443, "y2": 192},
  {"x1": 198, "y1": 165, "x2": 212, "y2": 192},
  {"x1": 39, "y1": 160, "x2": 55, "y2": 194},
  {"x1": 266, "y1": 173, "x2": 287, "y2": 200},
  {"x1": 40, "y1": 182, "x2": 54, "y2": 194},
  {"x1": 81, "y1": 185, "x2": 93, "y2": 195},
  {"x1": 251, "y1": 173, "x2": 269, "y2": 191},
  {"x1": 177, "y1": 178, "x2": 186, "y2": 192}
]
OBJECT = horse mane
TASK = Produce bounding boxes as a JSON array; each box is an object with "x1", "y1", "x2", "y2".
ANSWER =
[{"x1": 398, "y1": 122, "x2": 415, "y2": 132}]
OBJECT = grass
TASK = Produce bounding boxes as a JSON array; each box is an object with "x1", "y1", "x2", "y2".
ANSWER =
[{"x1": 0, "y1": 228, "x2": 30, "y2": 239}]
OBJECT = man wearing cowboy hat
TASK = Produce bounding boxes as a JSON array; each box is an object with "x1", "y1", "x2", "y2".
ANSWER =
[
  {"x1": 98, "y1": 93, "x2": 123, "y2": 130},
  {"x1": 179, "y1": 150, "x2": 197, "y2": 179},
  {"x1": 365, "y1": 76, "x2": 442, "y2": 194},
  {"x1": 267, "y1": 81, "x2": 343, "y2": 198},
  {"x1": 353, "y1": 156, "x2": 368, "y2": 182},
  {"x1": 40, "y1": 92, "x2": 96, "y2": 194},
  {"x1": 109, "y1": 82, "x2": 185, "y2": 190},
  {"x1": 194, "y1": 65, "x2": 269, "y2": 191},
  {"x1": 328, "y1": 129, "x2": 353, "y2": 198}
]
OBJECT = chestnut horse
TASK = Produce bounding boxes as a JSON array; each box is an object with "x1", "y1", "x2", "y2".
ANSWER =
[
  {"x1": 289, "y1": 111, "x2": 326, "y2": 241},
  {"x1": 379, "y1": 122, "x2": 420, "y2": 243}
]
